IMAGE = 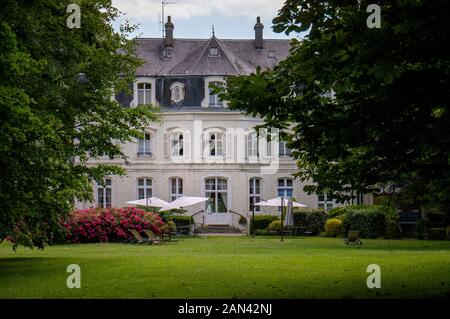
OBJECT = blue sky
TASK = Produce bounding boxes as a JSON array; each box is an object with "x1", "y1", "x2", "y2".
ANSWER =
[{"x1": 112, "y1": 0, "x2": 296, "y2": 40}]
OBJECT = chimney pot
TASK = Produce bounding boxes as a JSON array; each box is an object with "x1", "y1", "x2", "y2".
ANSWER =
[
  {"x1": 164, "y1": 16, "x2": 174, "y2": 47},
  {"x1": 254, "y1": 16, "x2": 264, "y2": 50}
]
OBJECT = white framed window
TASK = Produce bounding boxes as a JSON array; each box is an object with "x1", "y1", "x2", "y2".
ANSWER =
[
  {"x1": 208, "y1": 81, "x2": 224, "y2": 107},
  {"x1": 205, "y1": 178, "x2": 228, "y2": 213},
  {"x1": 209, "y1": 131, "x2": 223, "y2": 156},
  {"x1": 247, "y1": 132, "x2": 259, "y2": 157},
  {"x1": 267, "y1": 50, "x2": 277, "y2": 58},
  {"x1": 278, "y1": 178, "x2": 293, "y2": 198},
  {"x1": 137, "y1": 83, "x2": 152, "y2": 105},
  {"x1": 318, "y1": 193, "x2": 334, "y2": 211},
  {"x1": 279, "y1": 141, "x2": 291, "y2": 157},
  {"x1": 171, "y1": 131, "x2": 184, "y2": 157},
  {"x1": 170, "y1": 178, "x2": 183, "y2": 201},
  {"x1": 137, "y1": 178, "x2": 152, "y2": 200},
  {"x1": 138, "y1": 132, "x2": 152, "y2": 156},
  {"x1": 209, "y1": 47, "x2": 219, "y2": 57},
  {"x1": 97, "y1": 178, "x2": 112, "y2": 208},
  {"x1": 249, "y1": 178, "x2": 261, "y2": 212}
]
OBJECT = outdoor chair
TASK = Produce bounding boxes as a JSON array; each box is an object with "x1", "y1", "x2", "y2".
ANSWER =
[
  {"x1": 127, "y1": 229, "x2": 149, "y2": 245},
  {"x1": 345, "y1": 230, "x2": 362, "y2": 245},
  {"x1": 144, "y1": 230, "x2": 162, "y2": 245}
]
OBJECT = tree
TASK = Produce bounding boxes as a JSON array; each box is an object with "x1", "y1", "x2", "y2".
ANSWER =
[
  {"x1": 220, "y1": 1, "x2": 450, "y2": 214},
  {"x1": 0, "y1": 0, "x2": 158, "y2": 248}
]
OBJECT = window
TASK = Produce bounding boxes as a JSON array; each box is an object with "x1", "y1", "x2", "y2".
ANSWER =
[
  {"x1": 171, "y1": 131, "x2": 184, "y2": 157},
  {"x1": 138, "y1": 133, "x2": 152, "y2": 156},
  {"x1": 209, "y1": 47, "x2": 219, "y2": 57},
  {"x1": 205, "y1": 178, "x2": 228, "y2": 213},
  {"x1": 209, "y1": 81, "x2": 224, "y2": 107},
  {"x1": 267, "y1": 50, "x2": 277, "y2": 58},
  {"x1": 170, "y1": 178, "x2": 183, "y2": 201},
  {"x1": 209, "y1": 131, "x2": 223, "y2": 156},
  {"x1": 318, "y1": 193, "x2": 334, "y2": 211},
  {"x1": 249, "y1": 178, "x2": 261, "y2": 212},
  {"x1": 137, "y1": 83, "x2": 152, "y2": 105},
  {"x1": 137, "y1": 178, "x2": 152, "y2": 200},
  {"x1": 278, "y1": 178, "x2": 293, "y2": 198},
  {"x1": 279, "y1": 141, "x2": 291, "y2": 157},
  {"x1": 247, "y1": 132, "x2": 259, "y2": 157},
  {"x1": 97, "y1": 179, "x2": 112, "y2": 208}
]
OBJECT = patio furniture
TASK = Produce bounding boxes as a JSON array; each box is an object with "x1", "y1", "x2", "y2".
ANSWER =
[
  {"x1": 345, "y1": 230, "x2": 362, "y2": 245},
  {"x1": 128, "y1": 229, "x2": 149, "y2": 244},
  {"x1": 144, "y1": 230, "x2": 162, "y2": 245}
]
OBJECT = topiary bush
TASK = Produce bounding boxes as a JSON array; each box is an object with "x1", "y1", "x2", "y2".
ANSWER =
[
  {"x1": 169, "y1": 215, "x2": 194, "y2": 227},
  {"x1": 268, "y1": 220, "x2": 283, "y2": 233},
  {"x1": 64, "y1": 207, "x2": 164, "y2": 243},
  {"x1": 327, "y1": 207, "x2": 347, "y2": 219},
  {"x1": 161, "y1": 220, "x2": 176, "y2": 234},
  {"x1": 325, "y1": 218, "x2": 342, "y2": 237},
  {"x1": 341, "y1": 206, "x2": 388, "y2": 238},
  {"x1": 250, "y1": 215, "x2": 279, "y2": 233},
  {"x1": 294, "y1": 209, "x2": 327, "y2": 235}
]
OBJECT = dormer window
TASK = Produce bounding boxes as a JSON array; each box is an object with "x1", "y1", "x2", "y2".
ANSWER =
[
  {"x1": 170, "y1": 82, "x2": 185, "y2": 103},
  {"x1": 267, "y1": 50, "x2": 277, "y2": 58},
  {"x1": 209, "y1": 47, "x2": 219, "y2": 57},
  {"x1": 163, "y1": 48, "x2": 173, "y2": 60},
  {"x1": 137, "y1": 83, "x2": 152, "y2": 105},
  {"x1": 209, "y1": 81, "x2": 224, "y2": 107}
]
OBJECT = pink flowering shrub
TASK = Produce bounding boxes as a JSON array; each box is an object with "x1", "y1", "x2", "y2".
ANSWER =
[{"x1": 64, "y1": 207, "x2": 164, "y2": 243}]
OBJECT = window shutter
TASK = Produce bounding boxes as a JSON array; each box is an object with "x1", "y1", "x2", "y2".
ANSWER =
[
  {"x1": 226, "y1": 130, "x2": 234, "y2": 161},
  {"x1": 202, "y1": 132, "x2": 207, "y2": 158},
  {"x1": 244, "y1": 134, "x2": 249, "y2": 159},
  {"x1": 267, "y1": 140, "x2": 272, "y2": 157},
  {"x1": 164, "y1": 133, "x2": 169, "y2": 158},
  {"x1": 183, "y1": 130, "x2": 191, "y2": 159}
]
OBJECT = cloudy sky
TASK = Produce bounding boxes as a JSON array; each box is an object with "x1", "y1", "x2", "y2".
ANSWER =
[{"x1": 112, "y1": 0, "x2": 294, "y2": 39}]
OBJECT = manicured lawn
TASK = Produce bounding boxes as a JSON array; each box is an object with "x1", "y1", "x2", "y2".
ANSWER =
[{"x1": 0, "y1": 236, "x2": 449, "y2": 298}]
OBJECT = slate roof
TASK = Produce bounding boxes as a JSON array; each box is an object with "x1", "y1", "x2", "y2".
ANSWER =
[{"x1": 134, "y1": 36, "x2": 291, "y2": 77}]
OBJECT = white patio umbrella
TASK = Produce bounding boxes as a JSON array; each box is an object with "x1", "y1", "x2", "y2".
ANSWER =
[
  {"x1": 254, "y1": 197, "x2": 307, "y2": 208},
  {"x1": 170, "y1": 196, "x2": 209, "y2": 208},
  {"x1": 126, "y1": 197, "x2": 178, "y2": 212},
  {"x1": 284, "y1": 197, "x2": 295, "y2": 227}
]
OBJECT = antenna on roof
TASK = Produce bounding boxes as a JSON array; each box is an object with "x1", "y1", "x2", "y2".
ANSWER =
[{"x1": 160, "y1": 0, "x2": 177, "y2": 38}]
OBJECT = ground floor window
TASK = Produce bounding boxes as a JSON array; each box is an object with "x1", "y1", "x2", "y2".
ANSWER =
[
  {"x1": 318, "y1": 192, "x2": 334, "y2": 210},
  {"x1": 170, "y1": 178, "x2": 183, "y2": 201},
  {"x1": 97, "y1": 178, "x2": 112, "y2": 208},
  {"x1": 137, "y1": 178, "x2": 152, "y2": 199},
  {"x1": 249, "y1": 178, "x2": 261, "y2": 212},
  {"x1": 205, "y1": 178, "x2": 228, "y2": 213},
  {"x1": 277, "y1": 178, "x2": 293, "y2": 198}
]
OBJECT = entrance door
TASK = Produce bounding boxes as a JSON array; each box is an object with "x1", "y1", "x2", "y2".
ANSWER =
[{"x1": 205, "y1": 178, "x2": 232, "y2": 225}]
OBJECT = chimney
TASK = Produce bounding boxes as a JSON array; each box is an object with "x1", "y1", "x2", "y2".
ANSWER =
[
  {"x1": 164, "y1": 16, "x2": 174, "y2": 47},
  {"x1": 254, "y1": 16, "x2": 264, "y2": 50}
]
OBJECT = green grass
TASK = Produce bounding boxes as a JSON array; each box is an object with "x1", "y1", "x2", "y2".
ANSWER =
[{"x1": 0, "y1": 237, "x2": 449, "y2": 298}]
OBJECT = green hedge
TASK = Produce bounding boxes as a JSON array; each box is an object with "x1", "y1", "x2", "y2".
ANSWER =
[
  {"x1": 169, "y1": 215, "x2": 194, "y2": 227},
  {"x1": 293, "y1": 209, "x2": 327, "y2": 235},
  {"x1": 341, "y1": 206, "x2": 394, "y2": 238},
  {"x1": 250, "y1": 215, "x2": 279, "y2": 233}
]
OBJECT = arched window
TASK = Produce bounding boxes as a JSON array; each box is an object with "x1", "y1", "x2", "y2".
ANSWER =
[
  {"x1": 170, "y1": 82, "x2": 185, "y2": 103},
  {"x1": 97, "y1": 178, "x2": 112, "y2": 208},
  {"x1": 279, "y1": 141, "x2": 291, "y2": 157},
  {"x1": 247, "y1": 132, "x2": 259, "y2": 157},
  {"x1": 205, "y1": 178, "x2": 228, "y2": 213},
  {"x1": 208, "y1": 131, "x2": 223, "y2": 156},
  {"x1": 170, "y1": 178, "x2": 183, "y2": 201},
  {"x1": 249, "y1": 178, "x2": 261, "y2": 212},
  {"x1": 137, "y1": 178, "x2": 152, "y2": 199},
  {"x1": 171, "y1": 131, "x2": 184, "y2": 157}
]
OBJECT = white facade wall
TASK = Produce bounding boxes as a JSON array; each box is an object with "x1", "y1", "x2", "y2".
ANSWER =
[{"x1": 76, "y1": 110, "x2": 372, "y2": 226}]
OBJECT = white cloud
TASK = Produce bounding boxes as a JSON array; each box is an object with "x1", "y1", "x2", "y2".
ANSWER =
[{"x1": 112, "y1": 0, "x2": 284, "y2": 22}]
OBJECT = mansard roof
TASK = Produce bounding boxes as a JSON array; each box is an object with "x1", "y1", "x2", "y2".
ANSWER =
[{"x1": 134, "y1": 36, "x2": 291, "y2": 77}]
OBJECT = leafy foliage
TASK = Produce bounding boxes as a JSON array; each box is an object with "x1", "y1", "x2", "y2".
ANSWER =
[
  {"x1": 293, "y1": 209, "x2": 327, "y2": 234},
  {"x1": 0, "y1": 1, "x2": 158, "y2": 248},
  {"x1": 220, "y1": 1, "x2": 450, "y2": 216},
  {"x1": 325, "y1": 218, "x2": 342, "y2": 237}
]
